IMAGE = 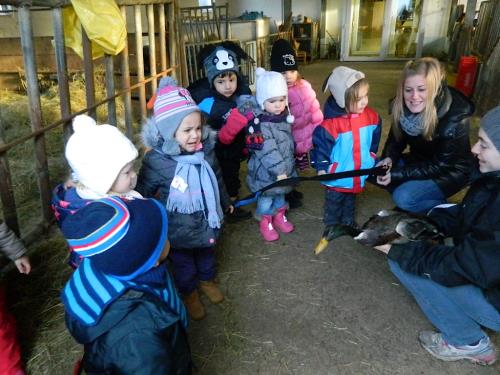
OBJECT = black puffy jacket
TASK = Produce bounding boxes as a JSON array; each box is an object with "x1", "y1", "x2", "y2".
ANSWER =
[
  {"x1": 67, "y1": 290, "x2": 191, "y2": 374},
  {"x1": 388, "y1": 169, "x2": 500, "y2": 312},
  {"x1": 382, "y1": 86, "x2": 474, "y2": 197}
]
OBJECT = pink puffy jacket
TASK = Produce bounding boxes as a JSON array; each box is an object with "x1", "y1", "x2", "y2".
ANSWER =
[{"x1": 288, "y1": 79, "x2": 324, "y2": 155}]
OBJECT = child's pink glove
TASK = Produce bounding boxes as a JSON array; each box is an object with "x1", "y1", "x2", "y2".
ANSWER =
[{"x1": 218, "y1": 108, "x2": 251, "y2": 145}]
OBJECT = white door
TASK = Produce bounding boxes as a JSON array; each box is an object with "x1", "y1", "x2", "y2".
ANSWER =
[{"x1": 341, "y1": 0, "x2": 424, "y2": 61}]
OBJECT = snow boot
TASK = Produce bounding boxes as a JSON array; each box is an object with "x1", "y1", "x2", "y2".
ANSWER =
[
  {"x1": 199, "y1": 280, "x2": 224, "y2": 304},
  {"x1": 273, "y1": 207, "x2": 294, "y2": 233},
  {"x1": 183, "y1": 290, "x2": 205, "y2": 320},
  {"x1": 259, "y1": 214, "x2": 279, "y2": 241}
]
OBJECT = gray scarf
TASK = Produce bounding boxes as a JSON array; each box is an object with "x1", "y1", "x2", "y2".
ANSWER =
[
  {"x1": 167, "y1": 152, "x2": 223, "y2": 229},
  {"x1": 400, "y1": 111, "x2": 425, "y2": 136}
]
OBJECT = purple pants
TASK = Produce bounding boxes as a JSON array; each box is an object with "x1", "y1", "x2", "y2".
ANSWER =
[{"x1": 169, "y1": 247, "x2": 216, "y2": 295}]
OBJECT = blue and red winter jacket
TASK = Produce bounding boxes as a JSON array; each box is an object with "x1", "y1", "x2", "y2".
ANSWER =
[{"x1": 311, "y1": 101, "x2": 381, "y2": 193}]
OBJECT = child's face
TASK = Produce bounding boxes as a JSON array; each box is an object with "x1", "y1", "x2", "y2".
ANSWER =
[
  {"x1": 264, "y1": 96, "x2": 286, "y2": 115},
  {"x1": 282, "y1": 70, "x2": 299, "y2": 87},
  {"x1": 110, "y1": 161, "x2": 137, "y2": 194},
  {"x1": 471, "y1": 128, "x2": 500, "y2": 173},
  {"x1": 155, "y1": 240, "x2": 171, "y2": 266},
  {"x1": 175, "y1": 112, "x2": 202, "y2": 152},
  {"x1": 348, "y1": 85, "x2": 369, "y2": 114},
  {"x1": 213, "y1": 72, "x2": 237, "y2": 98}
]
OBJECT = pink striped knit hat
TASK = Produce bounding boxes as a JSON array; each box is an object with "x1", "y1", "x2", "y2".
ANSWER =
[{"x1": 153, "y1": 76, "x2": 199, "y2": 155}]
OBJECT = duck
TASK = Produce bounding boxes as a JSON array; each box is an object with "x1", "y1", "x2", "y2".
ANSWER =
[{"x1": 313, "y1": 209, "x2": 443, "y2": 255}]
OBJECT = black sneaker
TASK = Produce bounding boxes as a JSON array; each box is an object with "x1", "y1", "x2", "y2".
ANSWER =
[{"x1": 226, "y1": 206, "x2": 252, "y2": 223}]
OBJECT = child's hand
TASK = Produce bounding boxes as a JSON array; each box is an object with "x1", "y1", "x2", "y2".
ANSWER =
[
  {"x1": 14, "y1": 256, "x2": 31, "y2": 274},
  {"x1": 226, "y1": 205, "x2": 235, "y2": 214},
  {"x1": 317, "y1": 170, "x2": 326, "y2": 175},
  {"x1": 277, "y1": 174, "x2": 287, "y2": 181}
]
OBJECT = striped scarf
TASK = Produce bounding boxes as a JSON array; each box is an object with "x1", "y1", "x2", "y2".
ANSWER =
[{"x1": 61, "y1": 258, "x2": 188, "y2": 329}]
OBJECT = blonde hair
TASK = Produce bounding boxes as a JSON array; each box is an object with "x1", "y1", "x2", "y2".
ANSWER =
[
  {"x1": 391, "y1": 57, "x2": 445, "y2": 140},
  {"x1": 345, "y1": 78, "x2": 369, "y2": 113}
]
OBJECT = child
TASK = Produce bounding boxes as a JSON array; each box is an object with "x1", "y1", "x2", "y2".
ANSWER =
[
  {"x1": 271, "y1": 38, "x2": 324, "y2": 208},
  {"x1": 52, "y1": 114, "x2": 141, "y2": 268},
  {"x1": 312, "y1": 66, "x2": 382, "y2": 239},
  {"x1": 188, "y1": 41, "x2": 253, "y2": 222},
  {"x1": 246, "y1": 67, "x2": 298, "y2": 242},
  {"x1": 53, "y1": 116, "x2": 190, "y2": 373},
  {"x1": 0, "y1": 221, "x2": 31, "y2": 375},
  {"x1": 137, "y1": 77, "x2": 232, "y2": 320}
]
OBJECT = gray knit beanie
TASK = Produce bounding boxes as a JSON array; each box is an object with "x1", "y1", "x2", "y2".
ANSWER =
[{"x1": 480, "y1": 106, "x2": 500, "y2": 151}]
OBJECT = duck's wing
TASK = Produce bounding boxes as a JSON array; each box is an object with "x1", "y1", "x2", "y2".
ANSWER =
[{"x1": 395, "y1": 217, "x2": 441, "y2": 241}]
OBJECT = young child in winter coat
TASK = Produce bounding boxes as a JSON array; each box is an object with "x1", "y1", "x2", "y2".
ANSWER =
[
  {"x1": 137, "y1": 77, "x2": 233, "y2": 320},
  {"x1": 0, "y1": 221, "x2": 30, "y2": 375},
  {"x1": 247, "y1": 68, "x2": 298, "y2": 242},
  {"x1": 271, "y1": 39, "x2": 324, "y2": 208},
  {"x1": 53, "y1": 117, "x2": 190, "y2": 374},
  {"x1": 312, "y1": 66, "x2": 382, "y2": 240},
  {"x1": 188, "y1": 41, "x2": 254, "y2": 222},
  {"x1": 52, "y1": 114, "x2": 141, "y2": 268}
]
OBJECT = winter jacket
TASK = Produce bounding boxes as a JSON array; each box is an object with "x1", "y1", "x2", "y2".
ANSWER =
[
  {"x1": 381, "y1": 86, "x2": 474, "y2": 197},
  {"x1": 0, "y1": 220, "x2": 27, "y2": 261},
  {"x1": 246, "y1": 112, "x2": 298, "y2": 195},
  {"x1": 311, "y1": 100, "x2": 381, "y2": 193},
  {"x1": 388, "y1": 168, "x2": 500, "y2": 313},
  {"x1": 188, "y1": 77, "x2": 251, "y2": 160},
  {"x1": 66, "y1": 288, "x2": 190, "y2": 374},
  {"x1": 137, "y1": 125, "x2": 231, "y2": 249},
  {"x1": 287, "y1": 79, "x2": 323, "y2": 154}
]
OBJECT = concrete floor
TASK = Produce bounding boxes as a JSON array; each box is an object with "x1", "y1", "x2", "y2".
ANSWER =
[{"x1": 187, "y1": 60, "x2": 499, "y2": 374}]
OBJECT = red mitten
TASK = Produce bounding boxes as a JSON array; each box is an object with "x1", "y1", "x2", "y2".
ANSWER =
[{"x1": 218, "y1": 108, "x2": 249, "y2": 145}]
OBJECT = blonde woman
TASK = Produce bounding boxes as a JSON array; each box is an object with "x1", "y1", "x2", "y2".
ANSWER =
[{"x1": 376, "y1": 57, "x2": 474, "y2": 213}]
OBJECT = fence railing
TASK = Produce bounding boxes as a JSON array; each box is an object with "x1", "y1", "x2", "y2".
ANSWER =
[{"x1": 0, "y1": 0, "x2": 180, "y2": 240}]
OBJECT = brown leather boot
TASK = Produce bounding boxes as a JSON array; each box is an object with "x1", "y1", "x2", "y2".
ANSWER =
[
  {"x1": 183, "y1": 290, "x2": 205, "y2": 320},
  {"x1": 199, "y1": 280, "x2": 224, "y2": 304}
]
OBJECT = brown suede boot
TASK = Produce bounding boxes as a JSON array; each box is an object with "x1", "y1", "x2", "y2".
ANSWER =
[
  {"x1": 199, "y1": 280, "x2": 224, "y2": 304},
  {"x1": 183, "y1": 290, "x2": 205, "y2": 320}
]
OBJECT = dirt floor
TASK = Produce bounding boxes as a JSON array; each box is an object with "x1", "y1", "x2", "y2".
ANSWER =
[{"x1": 9, "y1": 60, "x2": 499, "y2": 374}]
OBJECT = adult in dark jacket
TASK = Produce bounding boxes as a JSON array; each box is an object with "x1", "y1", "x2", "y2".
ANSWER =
[
  {"x1": 376, "y1": 57, "x2": 474, "y2": 213},
  {"x1": 374, "y1": 106, "x2": 500, "y2": 366}
]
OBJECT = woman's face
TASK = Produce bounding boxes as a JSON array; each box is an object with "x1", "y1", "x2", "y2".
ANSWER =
[{"x1": 403, "y1": 74, "x2": 428, "y2": 114}]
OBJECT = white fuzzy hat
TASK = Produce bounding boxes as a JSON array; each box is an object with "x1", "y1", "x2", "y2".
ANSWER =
[
  {"x1": 323, "y1": 66, "x2": 365, "y2": 109},
  {"x1": 65, "y1": 115, "x2": 138, "y2": 196},
  {"x1": 255, "y1": 67, "x2": 288, "y2": 109}
]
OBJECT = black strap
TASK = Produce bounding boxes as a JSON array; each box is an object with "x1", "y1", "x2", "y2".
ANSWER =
[{"x1": 234, "y1": 165, "x2": 388, "y2": 207}]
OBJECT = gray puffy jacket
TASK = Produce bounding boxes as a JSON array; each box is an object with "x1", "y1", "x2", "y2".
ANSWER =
[{"x1": 0, "y1": 220, "x2": 26, "y2": 261}]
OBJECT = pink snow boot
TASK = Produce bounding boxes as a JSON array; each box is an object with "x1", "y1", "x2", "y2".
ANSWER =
[
  {"x1": 273, "y1": 207, "x2": 294, "y2": 233},
  {"x1": 259, "y1": 215, "x2": 279, "y2": 241}
]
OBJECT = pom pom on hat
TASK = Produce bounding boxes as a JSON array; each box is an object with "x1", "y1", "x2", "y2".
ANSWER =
[
  {"x1": 61, "y1": 196, "x2": 168, "y2": 280},
  {"x1": 65, "y1": 115, "x2": 138, "y2": 197},
  {"x1": 153, "y1": 76, "x2": 200, "y2": 155},
  {"x1": 480, "y1": 106, "x2": 500, "y2": 152},
  {"x1": 323, "y1": 66, "x2": 365, "y2": 109},
  {"x1": 255, "y1": 67, "x2": 289, "y2": 110}
]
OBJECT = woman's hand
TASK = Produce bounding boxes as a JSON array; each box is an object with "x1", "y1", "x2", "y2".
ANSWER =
[
  {"x1": 374, "y1": 244, "x2": 392, "y2": 254},
  {"x1": 376, "y1": 157, "x2": 393, "y2": 186}
]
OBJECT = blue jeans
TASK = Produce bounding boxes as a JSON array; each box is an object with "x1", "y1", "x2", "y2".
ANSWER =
[
  {"x1": 392, "y1": 179, "x2": 446, "y2": 213},
  {"x1": 323, "y1": 189, "x2": 356, "y2": 226},
  {"x1": 256, "y1": 193, "x2": 286, "y2": 216},
  {"x1": 389, "y1": 260, "x2": 500, "y2": 346}
]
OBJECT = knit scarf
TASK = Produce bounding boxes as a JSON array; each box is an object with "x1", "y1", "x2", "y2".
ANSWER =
[
  {"x1": 399, "y1": 109, "x2": 425, "y2": 136},
  {"x1": 61, "y1": 258, "x2": 188, "y2": 329},
  {"x1": 168, "y1": 152, "x2": 223, "y2": 229}
]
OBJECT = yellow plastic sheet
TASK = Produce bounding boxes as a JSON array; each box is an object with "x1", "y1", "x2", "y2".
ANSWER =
[{"x1": 63, "y1": 0, "x2": 126, "y2": 59}]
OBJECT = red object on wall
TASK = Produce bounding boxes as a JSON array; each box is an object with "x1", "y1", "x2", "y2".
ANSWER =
[{"x1": 455, "y1": 56, "x2": 478, "y2": 97}]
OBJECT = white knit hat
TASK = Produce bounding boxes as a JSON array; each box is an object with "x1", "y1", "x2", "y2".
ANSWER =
[
  {"x1": 65, "y1": 115, "x2": 138, "y2": 196},
  {"x1": 255, "y1": 67, "x2": 289, "y2": 110},
  {"x1": 323, "y1": 66, "x2": 365, "y2": 109}
]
